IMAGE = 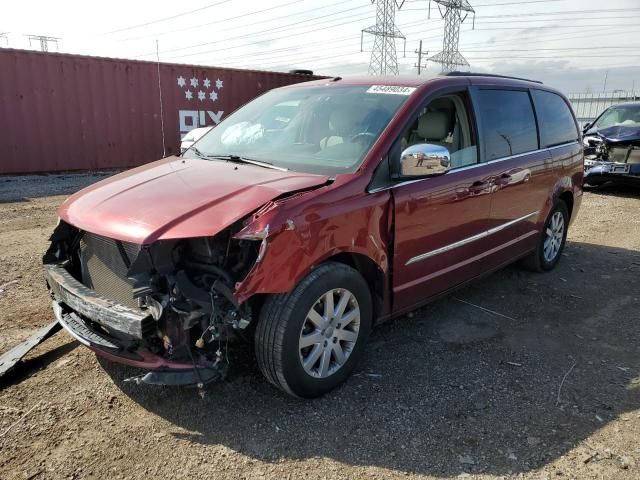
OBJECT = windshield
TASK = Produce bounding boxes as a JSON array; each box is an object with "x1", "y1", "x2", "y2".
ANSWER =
[
  {"x1": 594, "y1": 104, "x2": 640, "y2": 129},
  {"x1": 184, "y1": 84, "x2": 412, "y2": 175}
]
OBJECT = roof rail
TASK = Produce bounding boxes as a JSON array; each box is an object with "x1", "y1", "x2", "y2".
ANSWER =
[{"x1": 443, "y1": 71, "x2": 543, "y2": 84}]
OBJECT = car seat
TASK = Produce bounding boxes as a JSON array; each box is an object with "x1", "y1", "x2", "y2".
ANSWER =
[
  {"x1": 409, "y1": 110, "x2": 454, "y2": 150},
  {"x1": 319, "y1": 110, "x2": 358, "y2": 150}
]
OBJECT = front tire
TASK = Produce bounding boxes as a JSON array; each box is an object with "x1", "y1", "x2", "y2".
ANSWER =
[
  {"x1": 521, "y1": 200, "x2": 569, "y2": 272},
  {"x1": 255, "y1": 262, "x2": 372, "y2": 398}
]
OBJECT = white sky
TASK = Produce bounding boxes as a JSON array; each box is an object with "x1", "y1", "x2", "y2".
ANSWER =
[{"x1": 3, "y1": 0, "x2": 640, "y2": 93}]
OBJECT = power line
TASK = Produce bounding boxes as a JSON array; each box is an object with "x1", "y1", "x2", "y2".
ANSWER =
[
  {"x1": 138, "y1": 4, "x2": 371, "y2": 58},
  {"x1": 121, "y1": 0, "x2": 338, "y2": 42},
  {"x1": 410, "y1": 0, "x2": 565, "y2": 6},
  {"x1": 197, "y1": 20, "x2": 638, "y2": 71},
  {"x1": 465, "y1": 54, "x2": 640, "y2": 59},
  {"x1": 475, "y1": 15, "x2": 640, "y2": 25},
  {"x1": 160, "y1": 10, "x2": 374, "y2": 61},
  {"x1": 455, "y1": 25, "x2": 640, "y2": 49},
  {"x1": 465, "y1": 22, "x2": 640, "y2": 30},
  {"x1": 462, "y1": 45, "x2": 640, "y2": 52},
  {"x1": 176, "y1": 49, "x2": 369, "y2": 74},
  {"x1": 215, "y1": 35, "x2": 364, "y2": 66},
  {"x1": 258, "y1": 15, "x2": 633, "y2": 64},
  {"x1": 104, "y1": 0, "x2": 233, "y2": 34},
  {"x1": 472, "y1": 0, "x2": 563, "y2": 4},
  {"x1": 187, "y1": 15, "x2": 437, "y2": 66},
  {"x1": 133, "y1": 1, "x2": 632, "y2": 67},
  {"x1": 254, "y1": 24, "x2": 640, "y2": 72},
  {"x1": 138, "y1": 3, "x2": 640, "y2": 74},
  {"x1": 474, "y1": 7, "x2": 640, "y2": 18}
]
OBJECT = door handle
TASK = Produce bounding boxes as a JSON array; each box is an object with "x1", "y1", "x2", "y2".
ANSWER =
[
  {"x1": 493, "y1": 174, "x2": 512, "y2": 186},
  {"x1": 468, "y1": 180, "x2": 490, "y2": 193}
]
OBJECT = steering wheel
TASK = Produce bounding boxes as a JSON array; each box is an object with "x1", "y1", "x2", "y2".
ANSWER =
[{"x1": 351, "y1": 132, "x2": 376, "y2": 146}]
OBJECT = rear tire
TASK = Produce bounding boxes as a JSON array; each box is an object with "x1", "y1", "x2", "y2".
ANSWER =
[
  {"x1": 255, "y1": 262, "x2": 372, "y2": 398},
  {"x1": 521, "y1": 200, "x2": 569, "y2": 272}
]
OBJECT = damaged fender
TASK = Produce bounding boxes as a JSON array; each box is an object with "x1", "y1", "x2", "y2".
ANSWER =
[{"x1": 234, "y1": 186, "x2": 393, "y2": 314}]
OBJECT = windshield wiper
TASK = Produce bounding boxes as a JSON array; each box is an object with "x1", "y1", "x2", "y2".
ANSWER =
[
  {"x1": 185, "y1": 147, "x2": 208, "y2": 159},
  {"x1": 207, "y1": 154, "x2": 288, "y2": 172}
]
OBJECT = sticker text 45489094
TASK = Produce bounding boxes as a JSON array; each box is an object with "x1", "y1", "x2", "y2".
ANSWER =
[{"x1": 366, "y1": 85, "x2": 417, "y2": 95}]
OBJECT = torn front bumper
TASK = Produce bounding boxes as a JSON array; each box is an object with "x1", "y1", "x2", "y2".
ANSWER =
[
  {"x1": 44, "y1": 264, "x2": 225, "y2": 386},
  {"x1": 584, "y1": 159, "x2": 640, "y2": 186}
]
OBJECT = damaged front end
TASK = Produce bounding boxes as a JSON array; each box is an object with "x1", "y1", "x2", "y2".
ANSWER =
[
  {"x1": 583, "y1": 128, "x2": 640, "y2": 186},
  {"x1": 43, "y1": 219, "x2": 263, "y2": 387}
]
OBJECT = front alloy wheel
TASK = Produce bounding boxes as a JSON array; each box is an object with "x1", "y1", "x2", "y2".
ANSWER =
[
  {"x1": 299, "y1": 289, "x2": 360, "y2": 378},
  {"x1": 255, "y1": 262, "x2": 372, "y2": 398}
]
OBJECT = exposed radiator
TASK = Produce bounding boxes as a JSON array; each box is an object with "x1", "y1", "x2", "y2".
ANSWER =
[{"x1": 79, "y1": 233, "x2": 142, "y2": 309}]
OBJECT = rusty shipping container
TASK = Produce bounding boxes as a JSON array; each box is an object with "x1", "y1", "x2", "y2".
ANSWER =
[{"x1": 0, "y1": 49, "x2": 323, "y2": 174}]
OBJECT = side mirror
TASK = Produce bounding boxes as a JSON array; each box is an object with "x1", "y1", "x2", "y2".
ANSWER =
[{"x1": 399, "y1": 144, "x2": 451, "y2": 178}]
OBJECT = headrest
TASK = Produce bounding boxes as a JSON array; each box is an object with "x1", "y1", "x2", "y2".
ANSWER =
[
  {"x1": 417, "y1": 111, "x2": 449, "y2": 140},
  {"x1": 329, "y1": 109, "x2": 358, "y2": 135}
]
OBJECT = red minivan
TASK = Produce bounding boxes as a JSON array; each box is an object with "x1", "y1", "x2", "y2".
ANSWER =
[{"x1": 44, "y1": 73, "x2": 583, "y2": 397}]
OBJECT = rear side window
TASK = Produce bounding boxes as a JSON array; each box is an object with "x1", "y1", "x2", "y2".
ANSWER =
[
  {"x1": 532, "y1": 90, "x2": 578, "y2": 147},
  {"x1": 475, "y1": 89, "x2": 538, "y2": 160}
]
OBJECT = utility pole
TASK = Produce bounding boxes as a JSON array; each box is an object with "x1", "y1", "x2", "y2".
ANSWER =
[
  {"x1": 427, "y1": 0, "x2": 475, "y2": 73},
  {"x1": 602, "y1": 69, "x2": 609, "y2": 93},
  {"x1": 362, "y1": 0, "x2": 406, "y2": 76},
  {"x1": 26, "y1": 34, "x2": 60, "y2": 52},
  {"x1": 414, "y1": 40, "x2": 428, "y2": 75},
  {"x1": 0, "y1": 33, "x2": 8, "y2": 47}
]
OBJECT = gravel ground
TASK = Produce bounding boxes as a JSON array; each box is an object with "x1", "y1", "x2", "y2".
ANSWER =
[{"x1": 0, "y1": 174, "x2": 638, "y2": 480}]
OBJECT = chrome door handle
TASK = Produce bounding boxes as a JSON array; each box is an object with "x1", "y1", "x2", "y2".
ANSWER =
[{"x1": 468, "y1": 181, "x2": 489, "y2": 193}]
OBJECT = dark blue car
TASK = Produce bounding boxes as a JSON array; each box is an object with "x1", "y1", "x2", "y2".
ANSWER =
[{"x1": 583, "y1": 102, "x2": 640, "y2": 187}]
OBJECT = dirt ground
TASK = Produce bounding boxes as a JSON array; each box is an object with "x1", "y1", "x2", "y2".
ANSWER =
[{"x1": 0, "y1": 174, "x2": 638, "y2": 480}]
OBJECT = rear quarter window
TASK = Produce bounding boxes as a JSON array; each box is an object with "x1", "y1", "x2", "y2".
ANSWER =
[
  {"x1": 532, "y1": 90, "x2": 578, "y2": 148},
  {"x1": 475, "y1": 89, "x2": 538, "y2": 161}
]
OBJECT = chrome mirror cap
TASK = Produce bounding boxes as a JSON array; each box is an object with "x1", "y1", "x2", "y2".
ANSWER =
[{"x1": 400, "y1": 144, "x2": 450, "y2": 177}]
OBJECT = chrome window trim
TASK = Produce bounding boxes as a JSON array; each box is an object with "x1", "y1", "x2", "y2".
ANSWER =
[
  {"x1": 405, "y1": 210, "x2": 539, "y2": 266},
  {"x1": 546, "y1": 141, "x2": 580, "y2": 151},
  {"x1": 367, "y1": 141, "x2": 579, "y2": 194}
]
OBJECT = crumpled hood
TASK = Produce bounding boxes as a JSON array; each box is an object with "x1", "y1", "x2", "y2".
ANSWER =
[
  {"x1": 59, "y1": 156, "x2": 328, "y2": 244},
  {"x1": 586, "y1": 124, "x2": 640, "y2": 143}
]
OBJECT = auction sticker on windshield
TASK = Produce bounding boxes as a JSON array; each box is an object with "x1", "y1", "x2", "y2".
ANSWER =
[{"x1": 367, "y1": 85, "x2": 416, "y2": 95}]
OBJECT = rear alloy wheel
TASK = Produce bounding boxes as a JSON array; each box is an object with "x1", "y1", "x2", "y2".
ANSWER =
[
  {"x1": 521, "y1": 200, "x2": 569, "y2": 272},
  {"x1": 543, "y1": 210, "x2": 565, "y2": 263},
  {"x1": 255, "y1": 262, "x2": 372, "y2": 398}
]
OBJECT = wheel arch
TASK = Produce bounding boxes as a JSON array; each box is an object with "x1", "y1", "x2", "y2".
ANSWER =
[
  {"x1": 546, "y1": 174, "x2": 577, "y2": 223},
  {"x1": 557, "y1": 190, "x2": 574, "y2": 220},
  {"x1": 322, "y1": 251, "x2": 386, "y2": 321}
]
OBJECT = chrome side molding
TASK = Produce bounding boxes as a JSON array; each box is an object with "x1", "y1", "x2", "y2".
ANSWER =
[{"x1": 405, "y1": 211, "x2": 539, "y2": 265}]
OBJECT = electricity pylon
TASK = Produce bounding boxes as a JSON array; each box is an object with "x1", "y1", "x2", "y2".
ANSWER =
[
  {"x1": 361, "y1": 0, "x2": 406, "y2": 76},
  {"x1": 26, "y1": 35, "x2": 60, "y2": 52},
  {"x1": 428, "y1": 0, "x2": 475, "y2": 73}
]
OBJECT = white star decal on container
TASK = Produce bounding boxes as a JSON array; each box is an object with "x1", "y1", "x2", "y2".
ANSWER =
[
  {"x1": 197, "y1": 90, "x2": 206, "y2": 101},
  {"x1": 185, "y1": 90, "x2": 193, "y2": 100},
  {"x1": 209, "y1": 91, "x2": 218, "y2": 102},
  {"x1": 215, "y1": 79, "x2": 223, "y2": 89},
  {"x1": 177, "y1": 76, "x2": 186, "y2": 88},
  {"x1": 190, "y1": 77, "x2": 198, "y2": 88},
  {"x1": 203, "y1": 78, "x2": 211, "y2": 88}
]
